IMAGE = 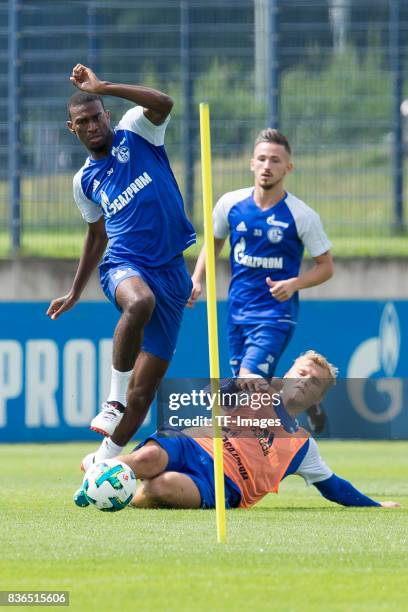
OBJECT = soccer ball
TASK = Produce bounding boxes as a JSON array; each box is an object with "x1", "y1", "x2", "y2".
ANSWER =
[{"x1": 83, "y1": 459, "x2": 137, "y2": 512}]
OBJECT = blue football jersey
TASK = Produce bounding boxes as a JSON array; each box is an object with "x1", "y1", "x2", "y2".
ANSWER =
[
  {"x1": 73, "y1": 106, "x2": 196, "y2": 267},
  {"x1": 213, "y1": 188, "x2": 331, "y2": 325}
]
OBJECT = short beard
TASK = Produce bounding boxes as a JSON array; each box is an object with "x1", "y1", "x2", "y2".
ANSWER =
[
  {"x1": 259, "y1": 179, "x2": 280, "y2": 190},
  {"x1": 89, "y1": 142, "x2": 108, "y2": 154},
  {"x1": 88, "y1": 129, "x2": 114, "y2": 155}
]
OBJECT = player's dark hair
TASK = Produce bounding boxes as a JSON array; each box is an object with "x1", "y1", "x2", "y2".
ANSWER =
[
  {"x1": 254, "y1": 128, "x2": 292, "y2": 155},
  {"x1": 67, "y1": 92, "x2": 105, "y2": 119}
]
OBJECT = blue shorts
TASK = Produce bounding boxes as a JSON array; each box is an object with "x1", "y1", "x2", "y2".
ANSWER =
[
  {"x1": 99, "y1": 255, "x2": 192, "y2": 361},
  {"x1": 136, "y1": 432, "x2": 242, "y2": 509},
  {"x1": 227, "y1": 322, "x2": 295, "y2": 377}
]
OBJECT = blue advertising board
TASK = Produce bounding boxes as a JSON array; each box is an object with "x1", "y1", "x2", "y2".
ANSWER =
[{"x1": 0, "y1": 300, "x2": 406, "y2": 442}]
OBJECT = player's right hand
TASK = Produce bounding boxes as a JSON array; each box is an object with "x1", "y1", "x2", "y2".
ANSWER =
[
  {"x1": 46, "y1": 293, "x2": 78, "y2": 320},
  {"x1": 70, "y1": 63, "x2": 103, "y2": 94},
  {"x1": 236, "y1": 376, "x2": 270, "y2": 393},
  {"x1": 186, "y1": 280, "x2": 202, "y2": 308}
]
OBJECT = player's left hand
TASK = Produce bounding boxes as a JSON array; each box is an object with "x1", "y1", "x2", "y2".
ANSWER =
[
  {"x1": 379, "y1": 501, "x2": 401, "y2": 508},
  {"x1": 266, "y1": 277, "x2": 298, "y2": 302},
  {"x1": 70, "y1": 64, "x2": 103, "y2": 93}
]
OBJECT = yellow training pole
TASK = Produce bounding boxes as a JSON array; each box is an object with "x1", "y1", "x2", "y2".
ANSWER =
[{"x1": 199, "y1": 102, "x2": 227, "y2": 543}]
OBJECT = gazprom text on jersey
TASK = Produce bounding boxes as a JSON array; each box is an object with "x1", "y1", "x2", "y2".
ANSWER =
[{"x1": 100, "y1": 171, "x2": 152, "y2": 218}]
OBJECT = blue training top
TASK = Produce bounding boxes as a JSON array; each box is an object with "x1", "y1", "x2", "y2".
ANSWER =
[
  {"x1": 212, "y1": 188, "x2": 331, "y2": 325},
  {"x1": 73, "y1": 106, "x2": 196, "y2": 268}
]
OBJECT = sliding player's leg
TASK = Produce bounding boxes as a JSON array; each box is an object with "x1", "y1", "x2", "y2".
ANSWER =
[
  {"x1": 131, "y1": 472, "x2": 201, "y2": 509},
  {"x1": 119, "y1": 440, "x2": 169, "y2": 478},
  {"x1": 125, "y1": 436, "x2": 219, "y2": 509}
]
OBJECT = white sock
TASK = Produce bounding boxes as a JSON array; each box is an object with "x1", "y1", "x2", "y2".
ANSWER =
[
  {"x1": 94, "y1": 437, "x2": 125, "y2": 461},
  {"x1": 107, "y1": 367, "x2": 132, "y2": 406}
]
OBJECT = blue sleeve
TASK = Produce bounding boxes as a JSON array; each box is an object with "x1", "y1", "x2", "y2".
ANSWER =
[{"x1": 314, "y1": 474, "x2": 381, "y2": 507}]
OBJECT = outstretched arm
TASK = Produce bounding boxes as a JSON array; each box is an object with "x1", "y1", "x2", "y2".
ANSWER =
[
  {"x1": 47, "y1": 217, "x2": 107, "y2": 319},
  {"x1": 70, "y1": 63, "x2": 173, "y2": 125},
  {"x1": 294, "y1": 438, "x2": 400, "y2": 508},
  {"x1": 313, "y1": 474, "x2": 399, "y2": 508}
]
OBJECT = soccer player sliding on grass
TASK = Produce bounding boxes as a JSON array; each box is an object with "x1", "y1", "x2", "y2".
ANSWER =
[{"x1": 77, "y1": 351, "x2": 399, "y2": 510}]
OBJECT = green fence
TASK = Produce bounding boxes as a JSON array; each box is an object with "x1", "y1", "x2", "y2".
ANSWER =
[{"x1": 2, "y1": 0, "x2": 408, "y2": 257}]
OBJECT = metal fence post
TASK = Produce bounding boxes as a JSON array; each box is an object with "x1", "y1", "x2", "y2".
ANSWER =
[
  {"x1": 268, "y1": 0, "x2": 280, "y2": 129},
  {"x1": 390, "y1": 0, "x2": 404, "y2": 234},
  {"x1": 87, "y1": 0, "x2": 99, "y2": 72},
  {"x1": 180, "y1": 0, "x2": 195, "y2": 220},
  {"x1": 8, "y1": 0, "x2": 21, "y2": 253}
]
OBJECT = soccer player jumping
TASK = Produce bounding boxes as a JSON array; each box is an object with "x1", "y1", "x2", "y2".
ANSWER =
[{"x1": 47, "y1": 64, "x2": 196, "y2": 462}]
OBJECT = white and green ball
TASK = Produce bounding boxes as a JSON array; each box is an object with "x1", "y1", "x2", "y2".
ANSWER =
[{"x1": 83, "y1": 459, "x2": 137, "y2": 512}]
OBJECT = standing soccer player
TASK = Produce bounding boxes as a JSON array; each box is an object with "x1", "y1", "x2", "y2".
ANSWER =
[
  {"x1": 47, "y1": 64, "x2": 195, "y2": 461},
  {"x1": 189, "y1": 129, "x2": 333, "y2": 426}
]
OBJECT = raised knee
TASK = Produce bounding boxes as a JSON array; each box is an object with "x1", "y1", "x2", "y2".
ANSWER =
[
  {"x1": 138, "y1": 443, "x2": 163, "y2": 467},
  {"x1": 124, "y1": 294, "x2": 155, "y2": 323}
]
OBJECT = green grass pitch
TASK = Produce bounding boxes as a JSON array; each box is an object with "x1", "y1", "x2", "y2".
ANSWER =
[{"x1": 1, "y1": 441, "x2": 407, "y2": 611}]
